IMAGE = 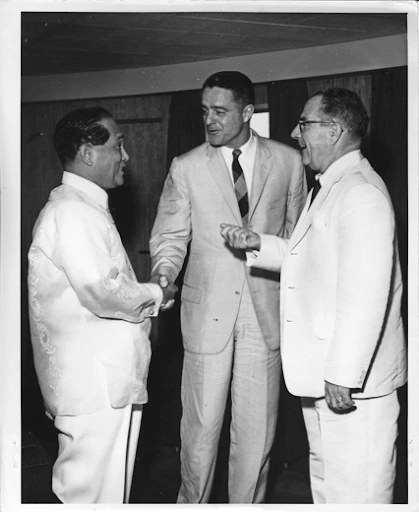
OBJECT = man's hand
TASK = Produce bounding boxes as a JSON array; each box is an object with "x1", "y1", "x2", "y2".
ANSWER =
[
  {"x1": 150, "y1": 273, "x2": 177, "y2": 311},
  {"x1": 325, "y1": 381, "x2": 356, "y2": 413},
  {"x1": 220, "y1": 223, "x2": 261, "y2": 250}
]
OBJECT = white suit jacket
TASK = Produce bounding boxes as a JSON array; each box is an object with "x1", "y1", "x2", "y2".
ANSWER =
[
  {"x1": 251, "y1": 151, "x2": 407, "y2": 398},
  {"x1": 150, "y1": 132, "x2": 307, "y2": 353}
]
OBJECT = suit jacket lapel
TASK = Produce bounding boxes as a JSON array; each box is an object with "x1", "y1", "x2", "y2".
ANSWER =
[
  {"x1": 290, "y1": 162, "x2": 359, "y2": 250},
  {"x1": 206, "y1": 144, "x2": 242, "y2": 224},
  {"x1": 249, "y1": 134, "x2": 272, "y2": 221},
  {"x1": 289, "y1": 190, "x2": 320, "y2": 250}
]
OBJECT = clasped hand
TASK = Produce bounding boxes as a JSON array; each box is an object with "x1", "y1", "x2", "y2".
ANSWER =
[
  {"x1": 220, "y1": 223, "x2": 261, "y2": 250},
  {"x1": 150, "y1": 274, "x2": 178, "y2": 311}
]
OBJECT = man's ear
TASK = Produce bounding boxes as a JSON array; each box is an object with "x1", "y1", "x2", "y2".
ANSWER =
[
  {"x1": 329, "y1": 122, "x2": 344, "y2": 146},
  {"x1": 79, "y1": 143, "x2": 94, "y2": 166},
  {"x1": 242, "y1": 104, "x2": 255, "y2": 123}
]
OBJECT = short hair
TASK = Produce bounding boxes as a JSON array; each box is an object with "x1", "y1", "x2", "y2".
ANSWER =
[
  {"x1": 202, "y1": 71, "x2": 255, "y2": 108},
  {"x1": 53, "y1": 107, "x2": 113, "y2": 165},
  {"x1": 313, "y1": 88, "x2": 369, "y2": 139}
]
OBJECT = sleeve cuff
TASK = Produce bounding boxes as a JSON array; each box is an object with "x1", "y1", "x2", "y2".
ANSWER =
[
  {"x1": 324, "y1": 365, "x2": 368, "y2": 390},
  {"x1": 246, "y1": 234, "x2": 286, "y2": 272},
  {"x1": 142, "y1": 283, "x2": 163, "y2": 317}
]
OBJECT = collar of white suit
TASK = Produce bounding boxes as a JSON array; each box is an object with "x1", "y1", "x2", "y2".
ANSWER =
[
  {"x1": 317, "y1": 149, "x2": 363, "y2": 189},
  {"x1": 62, "y1": 171, "x2": 109, "y2": 211}
]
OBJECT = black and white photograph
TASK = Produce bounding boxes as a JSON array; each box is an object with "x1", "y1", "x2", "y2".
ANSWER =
[{"x1": 0, "y1": 1, "x2": 418, "y2": 509}]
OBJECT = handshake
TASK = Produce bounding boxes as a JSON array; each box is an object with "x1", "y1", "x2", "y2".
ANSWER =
[{"x1": 150, "y1": 273, "x2": 178, "y2": 311}]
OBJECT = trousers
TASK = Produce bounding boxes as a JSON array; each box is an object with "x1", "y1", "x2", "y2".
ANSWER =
[
  {"x1": 52, "y1": 363, "x2": 143, "y2": 503},
  {"x1": 177, "y1": 282, "x2": 281, "y2": 503},
  {"x1": 301, "y1": 390, "x2": 399, "y2": 503}
]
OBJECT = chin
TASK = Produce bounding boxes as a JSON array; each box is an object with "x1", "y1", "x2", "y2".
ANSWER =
[{"x1": 208, "y1": 135, "x2": 223, "y2": 147}]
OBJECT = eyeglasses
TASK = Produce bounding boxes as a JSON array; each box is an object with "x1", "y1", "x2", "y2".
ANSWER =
[{"x1": 298, "y1": 120, "x2": 338, "y2": 132}]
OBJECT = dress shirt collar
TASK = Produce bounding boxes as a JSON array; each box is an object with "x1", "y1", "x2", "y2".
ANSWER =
[
  {"x1": 220, "y1": 130, "x2": 257, "y2": 162},
  {"x1": 318, "y1": 149, "x2": 363, "y2": 188},
  {"x1": 62, "y1": 171, "x2": 109, "y2": 210}
]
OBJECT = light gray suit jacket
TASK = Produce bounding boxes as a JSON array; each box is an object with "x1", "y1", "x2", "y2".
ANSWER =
[
  {"x1": 252, "y1": 152, "x2": 407, "y2": 398},
  {"x1": 150, "y1": 132, "x2": 307, "y2": 353}
]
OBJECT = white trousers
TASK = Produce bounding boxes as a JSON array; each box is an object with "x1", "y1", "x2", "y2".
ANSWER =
[
  {"x1": 177, "y1": 283, "x2": 281, "y2": 503},
  {"x1": 301, "y1": 391, "x2": 399, "y2": 504},
  {"x1": 53, "y1": 403, "x2": 142, "y2": 503}
]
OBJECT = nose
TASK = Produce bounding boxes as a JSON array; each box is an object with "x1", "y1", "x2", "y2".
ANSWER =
[
  {"x1": 205, "y1": 111, "x2": 215, "y2": 125},
  {"x1": 291, "y1": 124, "x2": 300, "y2": 139},
  {"x1": 122, "y1": 146, "x2": 129, "y2": 163}
]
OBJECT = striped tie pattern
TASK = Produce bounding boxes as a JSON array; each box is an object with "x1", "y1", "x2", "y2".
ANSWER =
[{"x1": 232, "y1": 149, "x2": 249, "y2": 224}]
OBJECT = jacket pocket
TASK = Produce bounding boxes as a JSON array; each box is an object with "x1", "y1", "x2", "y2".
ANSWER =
[{"x1": 181, "y1": 283, "x2": 202, "y2": 304}]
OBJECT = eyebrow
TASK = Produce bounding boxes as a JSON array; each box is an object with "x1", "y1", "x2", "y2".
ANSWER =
[{"x1": 201, "y1": 104, "x2": 229, "y2": 111}]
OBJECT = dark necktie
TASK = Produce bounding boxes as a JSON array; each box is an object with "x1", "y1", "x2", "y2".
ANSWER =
[
  {"x1": 232, "y1": 149, "x2": 249, "y2": 224},
  {"x1": 309, "y1": 178, "x2": 321, "y2": 208}
]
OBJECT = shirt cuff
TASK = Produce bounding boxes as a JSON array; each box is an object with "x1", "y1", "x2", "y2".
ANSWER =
[
  {"x1": 245, "y1": 250, "x2": 258, "y2": 266},
  {"x1": 142, "y1": 283, "x2": 163, "y2": 317}
]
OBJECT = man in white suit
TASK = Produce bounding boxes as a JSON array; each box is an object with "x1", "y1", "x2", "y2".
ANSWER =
[
  {"x1": 28, "y1": 107, "x2": 177, "y2": 503},
  {"x1": 220, "y1": 88, "x2": 407, "y2": 504},
  {"x1": 150, "y1": 71, "x2": 307, "y2": 503}
]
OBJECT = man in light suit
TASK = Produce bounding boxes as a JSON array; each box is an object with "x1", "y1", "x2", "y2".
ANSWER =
[
  {"x1": 28, "y1": 107, "x2": 177, "y2": 503},
  {"x1": 221, "y1": 88, "x2": 407, "y2": 504},
  {"x1": 150, "y1": 71, "x2": 307, "y2": 503}
]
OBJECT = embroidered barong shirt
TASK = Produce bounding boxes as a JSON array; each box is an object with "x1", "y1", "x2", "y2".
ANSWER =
[{"x1": 28, "y1": 172, "x2": 163, "y2": 417}]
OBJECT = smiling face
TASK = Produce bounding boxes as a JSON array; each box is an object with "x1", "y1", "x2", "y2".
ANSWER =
[
  {"x1": 291, "y1": 95, "x2": 334, "y2": 173},
  {"x1": 91, "y1": 118, "x2": 129, "y2": 190},
  {"x1": 201, "y1": 86, "x2": 253, "y2": 148}
]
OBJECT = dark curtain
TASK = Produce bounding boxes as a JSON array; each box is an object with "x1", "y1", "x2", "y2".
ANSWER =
[
  {"x1": 267, "y1": 79, "x2": 315, "y2": 189},
  {"x1": 369, "y1": 66, "x2": 408, "y2": 305},
  {"x1": 167, "y1": 88, "x2": 206, "y2": 166},
  {"x1": 369, "y1": 68, "x2": 408, "y2": 504}
]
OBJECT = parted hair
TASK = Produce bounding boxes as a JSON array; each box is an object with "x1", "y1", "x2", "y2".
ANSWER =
[
  {"x1": 314, "y1": 88, "x2": 369, "y2": 139},
  {"x1": 202, "y1": 71, "x2": 255, "y2": 108},
  {"x1": 53, "y1": 107, "x2": 113, "y2": 165}
]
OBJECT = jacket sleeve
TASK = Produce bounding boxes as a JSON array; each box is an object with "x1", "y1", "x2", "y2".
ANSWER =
[
  {"x1": 324, "y1": 183, "x2": 396, "y2": 388},
  {"x1": 285, "y1": 153, "x2": 308, "y2": 239},
  {"x1": 149, "y1": 156, "x2": 192, "y2": 283},
  {"x1": 246, "y1": 234, "x2": 289, "y2": 272},
  {"x1": 53, "y1": 204, "x2": 163, "y2": 323}
]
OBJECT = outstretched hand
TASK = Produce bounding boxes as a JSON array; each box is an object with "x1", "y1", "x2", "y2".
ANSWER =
[
  {"x1": 150, "y1": 273, "x2": 177, "y2": 311},
  {"x1": 325, "y1": 381, "x2": 356, "y2": 413},
  {"x1": 220, "y1": 223, "x2": 261, "y2": 251}
]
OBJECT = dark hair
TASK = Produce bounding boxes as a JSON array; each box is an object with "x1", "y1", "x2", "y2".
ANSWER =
[
  {"x1": 313, "y1": 88, "x2": 369, "y2": 139},
  {"x1": 53, "y1": 107, "x2": 113, "y2": 165},
  {"x1": 202, "y1": 71, "x2": 255, "y2": 108}
]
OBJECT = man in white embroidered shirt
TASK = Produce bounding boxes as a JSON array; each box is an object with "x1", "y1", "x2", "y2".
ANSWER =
[
  {"x1": 27, "y1": 107, "x2": 177, "y2": 504},
  {"x1": 220, "y1": 89, "x2": 407, "y2": 504}
]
